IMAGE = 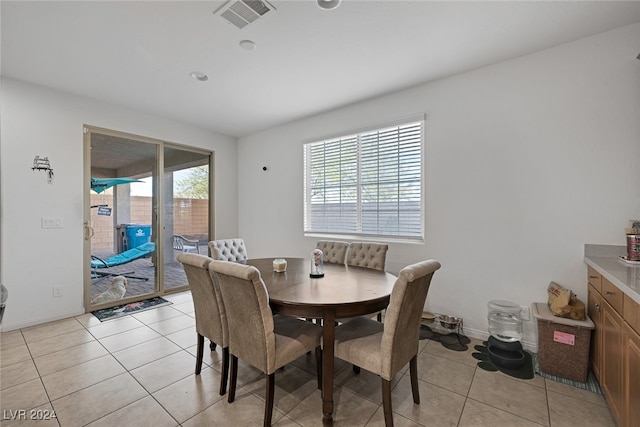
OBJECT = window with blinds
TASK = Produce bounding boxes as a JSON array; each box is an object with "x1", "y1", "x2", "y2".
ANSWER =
[{"x1": 304, "y1": 117, "x2": 424, "y2": 240}]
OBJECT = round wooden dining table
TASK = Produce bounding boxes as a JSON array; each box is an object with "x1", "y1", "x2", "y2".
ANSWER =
[{"x1": 245, "y1": 258, "x2": 397, "y2": 424}]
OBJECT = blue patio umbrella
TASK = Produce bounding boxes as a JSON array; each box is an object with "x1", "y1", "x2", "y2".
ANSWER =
[{"x1": 90, "y1": 177, "x2": 143, "y2": 194}]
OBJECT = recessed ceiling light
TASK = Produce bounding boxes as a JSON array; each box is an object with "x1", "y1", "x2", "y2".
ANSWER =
[
  {"x1": 189, "y1": 71, "x2": 208, "y2": 82},
  {"x1": 317, "y1": 0, "x2": 341, "y2": 10},
  {"x1": 239, "y1": 40, "x2": 257, "y2": 51}
]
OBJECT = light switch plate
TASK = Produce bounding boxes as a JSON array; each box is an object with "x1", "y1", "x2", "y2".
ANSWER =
[{"x1": 41, "y1": 217, "x2": 63, "y2": 228}]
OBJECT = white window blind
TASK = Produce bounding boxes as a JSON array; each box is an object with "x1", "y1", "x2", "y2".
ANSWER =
[{"x1": 304, "y1": 117, "x2": 424, "y2": 240}]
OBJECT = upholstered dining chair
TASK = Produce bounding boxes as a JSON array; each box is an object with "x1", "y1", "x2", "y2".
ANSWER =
[
  {"x1": 346, "y1": 242, "x2": 389, "y2": 321},
  {"x1": 316, "y1": 240, "x2": 349, "y2": 265},
  {"x1": 176, "y1": 253, "x2": 229, "y2": 395},
  {"x1": 333, "y1": 259, "x2": 441, "y2": 427},
  {"x1": 346, "y1": 241, "x2": 389, "y2": 271},
  {"x1": 208, "y1": 238, "x2": 248, "y2": 262},
  {"x1": 209, "y1": 260, "x2": 323, "y2": 427}
]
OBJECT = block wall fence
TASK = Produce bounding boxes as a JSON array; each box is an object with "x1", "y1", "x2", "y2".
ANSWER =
[{"x1": 90, "y1": 194, "x2": 209, "y2": 252}]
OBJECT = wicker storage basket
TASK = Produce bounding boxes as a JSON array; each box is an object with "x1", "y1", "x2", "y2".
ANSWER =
[{"x1": 532, "y1": 303, "x2": 595, "y2": 382}]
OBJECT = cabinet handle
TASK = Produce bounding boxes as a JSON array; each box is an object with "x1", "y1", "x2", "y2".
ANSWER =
[
  {"x1": 595, "y1": 303, "x2": 600, "y2": 311},
  {"x1": 605, "y1": 291, "x2": 615, "y2": 295},
  {"x1": 589, "y1": 275, "x2": 599, "y2": 279}
]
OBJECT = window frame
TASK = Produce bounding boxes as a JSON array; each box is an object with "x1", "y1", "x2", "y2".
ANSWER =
[{"x1": 303, "y1": 114, "x2": 425, "y2": 243}]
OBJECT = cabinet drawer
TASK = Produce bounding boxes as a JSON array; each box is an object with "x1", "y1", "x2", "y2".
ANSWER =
[
  {"x1": 624, "y1": 294, "x2": 640, "y2": 335},
  {"x1": 602, "y1": 277, "x2": 624, "y2": 314},
  {"x1": 588, "y1": 266, "x2": 602, "y2": 293}
]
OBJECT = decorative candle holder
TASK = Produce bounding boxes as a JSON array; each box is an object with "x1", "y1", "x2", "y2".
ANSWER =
[
  {"x1": 273, "y1": 258, "x2": 287, "y2": 272},
  {"x1": 310, "y1": 249, "x2": 324, "y2": 278}
]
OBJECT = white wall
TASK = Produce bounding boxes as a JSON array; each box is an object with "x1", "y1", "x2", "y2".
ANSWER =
[
  {"x1": 237, "y1": 23, "x2": 640, "y2": 349},
  {"x1": 0, "y1": 78, "x2": 239, "y2": 331}
]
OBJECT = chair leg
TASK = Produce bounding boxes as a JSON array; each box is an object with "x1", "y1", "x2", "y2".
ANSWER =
[
  {"x1": 353, "y1": 365, "x2": 361, "y2": 374},
  {"x1": 195, "y1": 334, "x2": 204, "y2": 375},
  {"x1": 382, "y1": 378, "x2": 394, "y2": 427},
  {"x1": 264, "y1": 373, "x2": 275, "y2": 427},
  {"x1": 220, "y1": 347, "x2": 229, "y2": 395},
  {"x1": 315, "y1": 346, "x2": 322, "y2": 390},
  {"x1": 228, "y1": 355, "x2": 238, "y2": 403},
  {"x1": 377, "y1": 311, "x2": 383, "y2": 322},
  {"x1": 210, "y1": 340, "x2": 217, "y2": 351},
  {"x1": 410, "y1": 355, "x2": 420, "y2": 404}
]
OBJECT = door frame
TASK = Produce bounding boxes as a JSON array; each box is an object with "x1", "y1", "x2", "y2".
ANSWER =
[{"x1": 83, "y1": 125, "x2": 214, "y2": 311}]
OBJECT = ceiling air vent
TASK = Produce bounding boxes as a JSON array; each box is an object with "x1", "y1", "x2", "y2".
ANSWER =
[{"x1": 214, "y1": 0, "x2": 276, "y2": 30}]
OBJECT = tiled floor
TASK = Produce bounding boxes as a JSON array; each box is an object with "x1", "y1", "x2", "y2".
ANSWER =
[{"x1": 1, "y1": 291, "x2": 617, "y2": 427}]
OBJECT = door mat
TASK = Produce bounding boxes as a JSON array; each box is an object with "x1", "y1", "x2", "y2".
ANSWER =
[
  {"x1": 533, "y1": 353, "x2": 602, "y2": 395},
  {"x1": 472, "y1": 343, "x2": 535, "y2": 380},
  {"x1": 91, "y1": 297, "x2": 172, "y2": 322}
]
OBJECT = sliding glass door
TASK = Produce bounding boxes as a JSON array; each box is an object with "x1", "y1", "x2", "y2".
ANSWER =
[
  {"x1": 84, "y1": 127, "x2": 212, "y2": 310},
  {"x1": 162, "y1": 146, "x2": 211, "y2": 292}
]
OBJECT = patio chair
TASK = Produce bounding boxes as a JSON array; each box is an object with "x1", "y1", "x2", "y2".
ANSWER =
[
  {"x1": 173, "y1": 235, "x2": 200, "y2": 253},
  {"x1": 90, "y1": 242, "x2": 155, "y2": 282}
]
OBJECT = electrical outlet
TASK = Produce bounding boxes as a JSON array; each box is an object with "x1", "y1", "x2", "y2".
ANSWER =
[
  {"x1": 520, "y1": 305, "x2": 530, "y2": 321},
  {"x1": 52, "y1": 286, "x2": 63, "y2": 297}
]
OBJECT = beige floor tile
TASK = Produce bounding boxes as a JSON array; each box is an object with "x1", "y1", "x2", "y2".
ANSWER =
[
  {"x1": 468, "y1": 368, "x2": 549, "y2": 426},
  {"x1": 182, "y1": 389, "x2": 286, "y2": 427},
  {"x1": 21, "y1": 318, "x2": 84, "y2": 344},
  {"x1": 1, "y1": 359, "x2": 39, "y2": 390},
  {"x1": 146, "y1": 314, "x2": 196, "y2": 335},
  {"x1": 85, "y1": 395, "x2": 178, "y2": 427},
  {"x1": 185, "y1": 343, "x2": 223, "y2": 368},
  {"x1": 0, "y1": 403, "x2": 59, "y2": 427},
  {"x1": 51, "y1": 373, "x2": 148, "y2": 427},
  {"x1": 416, "y1": 351, "x2": 475, "y2": 396},
  {"x1": 1, "y1": 378, "x2": 49, "y2": 413},
  {"x1": 424, "y1": 336, "x2": 484, "y2": 368},
  {"x1": 334, "y1": 364, "x2": 401, "y2": 405},
  {"x1": 33, "y1": 340, "x2": 109, "y2": 376},
  {"x1": 152, "y1": 366, "x2": 225, "y2": 423},
  {"x1": 547, "y1": 390, "x2": 616, "y2": 427},
  {"x1": 171, "y1": 301, "x2": 196, "y2": 314},
  {"x1": 274, "y1": 415, "x2": 305, "y2": 426},
  {"x1": 131, "y1": 305, "x2": 184, "y2": 324},
  {"x1": 165, "y1": 326, "x2": 198, "y2": 348},
  {"x1": 544, "y1": 379, "x2": 608, "y2": 407},
  {"x1": 458, "y1": 398, "x2": 545, "y2": 427},
  {"x1": 287, "y1": 388, "x2": 380, "y2": 427},
  {"x1": 244, "y1": 364, "x2": 319, "y2": 414},
  {"x1": 41, "y1": 354, "x2": 126, "y2": 400},
  {"x1": 0, "y1": 343, "x2": 31, "y2": 367},
  {"x1": 98, "y1": 325, "x2": 161, "y2": 353},
  {"x1": 0, "y1": 330, "x2": 25, "y2": 350},
  {"x1": 74, "y1": 313, "x2": 103, "y2": 329},
  {"x1": 163, "y1": 291, "x2": 193, "y2": 305},
  {"x1": 130, "y1": 350, "x2": 195, "y2": 393},
  {"x1": 112, "y1": 336, "x2": 182, "y2": 370},
  {"x1": 26, "y1": 329, "x2": 96, "y2": 358},
  {"x1": 391, "y1": 376, "x2": 466, "y2": 427},
  {"x1": 86, "y1": 316, "x2": 145, "y2": 339},
  {"x1": 365, "y1": 406, "x2": 424, "y2": 427}
]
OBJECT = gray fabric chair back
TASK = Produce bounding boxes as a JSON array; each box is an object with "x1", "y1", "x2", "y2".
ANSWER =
[
  {"x1": 208, "y1": 238, "x2": 248, "y2": 262},
  {"x1": 316, "y1": 240, "x2": 349, "y2": 264},
  {"x1": 177, "y1": 253, "x2": 227, "y2": 347},
  {"x1": 381, "y1": 259, "x2": 441, "y2": 379},
  {"x1": 346, "y1": 242, "x2": 389, "y2": 271},
  {"x1": 208, "y1": 261, "x2": 277, "y2": 373}
]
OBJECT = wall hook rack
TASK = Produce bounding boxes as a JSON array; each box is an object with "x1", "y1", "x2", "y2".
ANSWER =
[{"x1": 32, "y1": 155, "x2": 54, "y2": 184}]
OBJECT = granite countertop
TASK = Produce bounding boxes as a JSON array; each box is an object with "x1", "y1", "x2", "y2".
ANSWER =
[{"x1": 584, "y1": 244, "x2": 640, "y2": 305}]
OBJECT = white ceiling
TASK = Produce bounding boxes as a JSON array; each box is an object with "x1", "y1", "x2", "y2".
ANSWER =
[{"x1": 2, "y1": 1, "x2": 640, "y2": 138}]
